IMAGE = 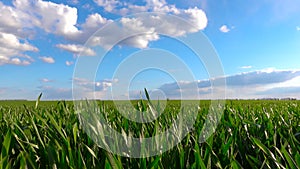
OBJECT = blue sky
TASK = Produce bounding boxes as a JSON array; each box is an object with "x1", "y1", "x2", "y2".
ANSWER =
[{"x1": 0, "y1": 0, "x2": 300, "y2": 100}]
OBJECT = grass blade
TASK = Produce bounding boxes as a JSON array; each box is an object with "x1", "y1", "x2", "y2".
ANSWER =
[
  {"x1": 35, "y1": 93, "x2": 42, "y2": 109},
  {"x1": 281, "y1": 145, "x2": 299, "y2": 169}
]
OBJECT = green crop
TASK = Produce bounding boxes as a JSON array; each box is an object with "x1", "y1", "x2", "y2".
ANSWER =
[{"x1": 0, "y1": 97, "x2": 299, "y2": 168}]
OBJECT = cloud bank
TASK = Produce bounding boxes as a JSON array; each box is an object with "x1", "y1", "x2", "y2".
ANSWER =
[
  {"x1": 0, "y1": 0, "x2": 208, "y2": 65},
  {"x1": 34, "y1": 69, "x2": 300, "y2": 100},
  {"x1": 155, "y1": 69, "x2": 300, "y2": 100}
]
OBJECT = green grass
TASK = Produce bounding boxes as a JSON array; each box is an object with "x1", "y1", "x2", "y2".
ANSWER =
[{"x1": 0, "y1": 98, "x2": 299, "y2": 168}]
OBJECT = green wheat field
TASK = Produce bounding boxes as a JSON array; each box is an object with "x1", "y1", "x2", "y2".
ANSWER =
[{"x1": 0, "y1": 96, "x2": 299, "y2": 168}]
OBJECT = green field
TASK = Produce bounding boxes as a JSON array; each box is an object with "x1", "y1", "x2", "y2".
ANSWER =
[{"x1": 0, "y1": 98, "x2": 299, "y2": 168}]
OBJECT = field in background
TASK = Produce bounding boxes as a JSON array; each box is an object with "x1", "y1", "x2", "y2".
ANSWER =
[{"x1": 0, "y1": 99, "x2": 299, "y2": 168}]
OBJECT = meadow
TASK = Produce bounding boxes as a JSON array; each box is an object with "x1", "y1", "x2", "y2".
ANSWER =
[{"x1": 0, "y1": 97, "x2": 299, "y2": 168}]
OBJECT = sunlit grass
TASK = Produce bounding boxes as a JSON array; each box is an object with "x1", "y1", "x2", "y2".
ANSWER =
[{"x1": 0, "y1": 98, "x2": 299, "y2": 168}]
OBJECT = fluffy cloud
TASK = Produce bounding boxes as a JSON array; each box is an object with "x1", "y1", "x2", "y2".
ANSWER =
[
  {"x1": 0, "y1": 0, "x2": 79, "y2": 65},
  {"x1": 87, "y1": 0, "x2": 207, "y2": 49},
  {"x1": 0, "y1": 57, "x2": 31, "y2": 66},
  {"x1": 82, "y1": 13, "x2": 111, "y2": 31},
  {"x1": 39, "y1": 56, "x2": 55, "y2": 63},
  {"x1": 0, "y1": 0, "x2": 208, "y2": 66},
  {"x1": 99, "y1": 0, "x2": 208, "y2": 32},
  {"x1": 64, "y1": 13, "x2": 112, "y2": 44},
  {"x1": 56, "y1": 44, "x2": 96, "y2": 56},
  {"x1": 66, "y1": 1, "x2": 206, "y2": 50},
  {"x1": 1, "y1": 0, "x2": 111, "y2": 63},
  {"x1": 0, "y1": 32, "x2": 37, "y2": 65},
  {"x1": 0, "y1": 0, "x2": 208, "y2": 64},
  {"x1": 87, "y1": 10, "x2": 207, "y2": 49},
  {"x1": 0, "y1": 2, "x2": 23, "y2": 36},
  {"x1": 297, "y1": 26, "x2": 300, "y2": 31},
  {"x1": 93, "y1": 0, "x2": 120, "y2": 12},
  {"x1": 0, "y1": 2, "x2": 34, "y2": 66},
  {"x1": 0, "y1": 33, "x2": 37, "y2": 52},
  {"x1": 83, "y1": 18, "x2": 136, "y2": 48},
  {"x1": 95, "y1": 17, "x2": 160, "y2": 49},
  {"x1": 0, "y1": 0, "x2": 108, "y2": 65},
  {"x1": 219, "y1": 25, "x2": 230, "y2": 33},
  {"x1": 181, "y1": 7, "x2": 207, "y2": 30},
  {"x1": 13, "y1": 0, "x2": 79, "y2": 37},
  {"x1": 141, "y1": 8, "x2": 207, "y2": 36}
]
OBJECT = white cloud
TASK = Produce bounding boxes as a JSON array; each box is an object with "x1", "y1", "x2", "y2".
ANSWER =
[
  {"x1": 93, "y1": 0, "x2": 120, "y2": 12},
  {"x1": 0, "y1": 2, "x2": 37, "y2": 66},
  {"x1": 0, "y1": 2, "x2": 23, "y2": 36},
  {"x1": 73, "y1": 77, "x2": 118, "y2": 91},
  {"x1": 87, "y1": 10, "x2": 207, "y2": 49},
  {"x1": 39, "y1": 56, "x2": 55, "y2": 64},
  {"x1": 0, "y1": 0, "x2": 82, "y2": 65},
  {"x1": 0, "y1": 0, "x2": 209, "y2": 65},
  {"x1": 297, "y1": 26, "x2": 300, "y2": 31},
  {"x1": 0, "y1": 1, "x2": 112, "y2": 64},
  {"x1": 14, "y1": 0, "x2": 80, "y2": 37},
  {"x1": 124, "y1": 4, "x2": 147, "y2": 14},
  {"x1": 56, "y1": 44, "x2": 96, "y2": 56},
  {"x1": 1, "y1": 0, "x2": 96, "y2": 44},
  {"x1": 181, "y1": 7, "x2": 207, "y2": 30},
  {"x1": 88, "y1": 0, "x2": 207, "y2": 49},
  {"x1": 0, "y1": 0, "x2": 209, "y2": 59},
  {"x1": 66, "y1": 60, "x2": 74, "y2": 66},
  {"x1": 82, "y1": 13, "x2": 111, "y2": 31},
  {"x1": 219, "y1": 25, "x2": 230, "y2": 33},
  {"x1": 124, "y1": 1, "x2": 207, "y2": 33},
  {"x1": 106, "y1": 0, "x2": 179, "y2": 14},
  {"x1": 0, "y1": 32, "x2": 37, "y2": 52},
  {"x1": 72, "y1": 77, "x2": 118, "y2": 99},
  {"x1": 0, "y1": 57, "x2": 31, "y2": 66},
  {"x1": 92, "y1": 0, "x2": 208, "y2": 32},
  {"x1": 117, "y1": 17, "x2": 160, "y2": 48},
  {"x1": 70, "y1": 13, "x2": 112, "y2": 43},
  {"x1": 272, "y1": 75, "x2": 300, "y2": 88},
  {"x1": 0, "y1": 32, "x2": 37, "y2": 65},
  {"x1": 240, "y1": 65, "x2": 252, "y2": 69},
  {"x1": 40, "y1": 78, "x2": 53, "y2": 83},
  {"x1": 146, "y1": 0, "x2": 179, "y2": 14},
  {"x1": 81, "y1": 16, "x2": 160, "y2": 49}
]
